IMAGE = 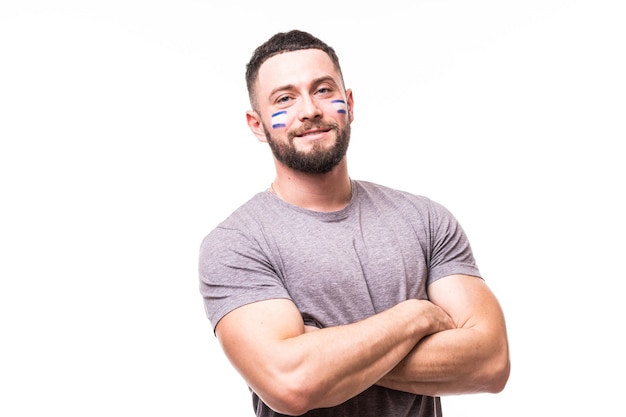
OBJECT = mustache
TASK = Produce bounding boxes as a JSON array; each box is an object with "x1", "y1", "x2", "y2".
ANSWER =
[{"x1": 290, "y1": 121, "x2": 339, "y2": 137}]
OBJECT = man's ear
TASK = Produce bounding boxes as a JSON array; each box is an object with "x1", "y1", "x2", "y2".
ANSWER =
[
  {"x1": 345, "y1": 89, "x2": 355, "y2": 123},
  {"x1": 246, "y1": 110, "x2": 268, "y2": 143}
]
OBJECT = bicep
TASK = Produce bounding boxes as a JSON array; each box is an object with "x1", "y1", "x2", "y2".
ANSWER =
[
  {"x1": 427, "y1": 274, "x2": 506, "y2": 330},
  {"x1": 426, "y1": 274, "x2": 511, "y2": 392},
  {"x1": 215, "y1": 298, "x2": 305, "y2": 383}
]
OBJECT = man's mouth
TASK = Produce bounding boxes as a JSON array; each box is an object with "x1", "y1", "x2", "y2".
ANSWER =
[
  {"x1": 299, "y1": 128, "x2": 330, "y2": 137},
  {"x1": 294, "y1": 123, "x2": 334, "y2": 138}
]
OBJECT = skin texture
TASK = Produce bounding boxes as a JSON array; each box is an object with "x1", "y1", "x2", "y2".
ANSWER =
[{"x1": 216, "y1": 48, "x2": 510, "y2": 416}]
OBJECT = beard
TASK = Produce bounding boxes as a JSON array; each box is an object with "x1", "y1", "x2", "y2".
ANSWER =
[{"x1": 264, "y1": 120, "x2": 351, "y2": 174}]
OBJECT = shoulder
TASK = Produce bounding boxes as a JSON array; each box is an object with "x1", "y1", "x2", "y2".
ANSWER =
[
  {"x1": 208, "y1": 191, "x2": 286, "y2": 233},
  {"x1": 199, "y1": 189, "x2": 316, "y2": 259},
  {"x1": 352, "y1": 180, "x2": 464, "y2": 237},
  {"x1": 353, "y1": 180, "x2": 444, "y2": 213},
  {"x1": 200, "y1": 192, "x2": 275, "y2": 253}
]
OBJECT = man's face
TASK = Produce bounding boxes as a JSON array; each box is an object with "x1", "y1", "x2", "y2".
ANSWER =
[{"x1": 253, "y1": 49, "x2": 353, "y2": 174}]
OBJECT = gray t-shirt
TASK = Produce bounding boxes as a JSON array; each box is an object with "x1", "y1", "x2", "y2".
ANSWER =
[{"x1": 199, "y1": 180, "x2": 481, "y2": 417}]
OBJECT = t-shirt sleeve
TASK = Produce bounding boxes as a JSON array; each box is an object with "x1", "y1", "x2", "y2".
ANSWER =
[
  {"x1": 198, "y1": 225, "x2": 291, "y2": 332},
  {"x1": 427, "y1": 199, "x2": 482, "y2": 284}
]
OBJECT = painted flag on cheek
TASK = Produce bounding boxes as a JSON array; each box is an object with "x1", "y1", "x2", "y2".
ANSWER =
[
  {"x1": 271, "y1": 110, "x2": 287, "y2": 128},
  {"x1": 331, "y1": 100, "x2": 347, "y2": 114}
]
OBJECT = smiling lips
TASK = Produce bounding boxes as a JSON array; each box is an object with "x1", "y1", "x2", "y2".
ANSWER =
[
  {"x1": 298, "y1": 128, "x2": 330, "y2": 139},
  {"x1": 294, "y1": 122, "x2": 335, "y2": 139}
]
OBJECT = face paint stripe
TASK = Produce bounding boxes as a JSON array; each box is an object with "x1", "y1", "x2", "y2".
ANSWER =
[
  {"x1": 271, "y1": 110, "x2": 287, "y2": 128},
  {"x1": 331, "y1": 99, "x2": 347, "y2": 114}
]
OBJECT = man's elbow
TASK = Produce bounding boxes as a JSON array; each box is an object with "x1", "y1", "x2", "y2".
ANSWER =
[
  {"x1": 482, "y1": 347, "x2": 511, "y2": 393},
  {"x1": 255, "y1": 373, "x2": 320, "y2": 416}
]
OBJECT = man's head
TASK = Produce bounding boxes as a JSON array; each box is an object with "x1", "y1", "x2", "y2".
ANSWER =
[
  {"x1": 245, "y1": 30, "x2": 345, "y2": 111},
  {"x1": 245, "y1": 31, "x2": 353, "y2": 174}
]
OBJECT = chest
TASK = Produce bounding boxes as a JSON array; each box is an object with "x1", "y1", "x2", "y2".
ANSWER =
[{"x1": 265, "y1": 209, "x2": 431, "y2": 327}]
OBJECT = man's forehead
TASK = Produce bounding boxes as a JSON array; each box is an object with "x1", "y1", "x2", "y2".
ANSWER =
[{"x1": 257, "y1": 49, "x2": 338, "y2": 85}]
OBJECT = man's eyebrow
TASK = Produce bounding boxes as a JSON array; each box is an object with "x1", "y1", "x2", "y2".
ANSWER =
[
  {"x1": 268, "y1": 76, "x2": 340, "y2": 98},
  {"x1": 269, "y1": 84, "x2": 296, "y2": 98},
  {"x1": 311, "y1": 76, "x2": 339, "y2": 87}
]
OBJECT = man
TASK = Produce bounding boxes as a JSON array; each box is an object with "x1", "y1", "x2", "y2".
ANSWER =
[{"x1": 199, "y1": 30, "x2": 510, "y2": 417}]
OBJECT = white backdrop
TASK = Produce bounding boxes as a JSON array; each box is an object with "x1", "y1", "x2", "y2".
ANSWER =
[{"x1": 1, "y1": 1, "x2": 624, "y2": 416}]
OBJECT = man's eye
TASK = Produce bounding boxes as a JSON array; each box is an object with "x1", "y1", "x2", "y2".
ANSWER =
[
  {"x1": 277, "y1": 96, "x2": 291, "y2": 104},
  {"x1": 317, "y1": 87, "x2": 331, "y2": 94}
]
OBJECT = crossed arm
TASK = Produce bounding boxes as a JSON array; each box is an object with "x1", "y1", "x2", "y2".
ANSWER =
[
  {"x1": 377, "y1": 274, "x2": 510, "y2": 396},
  {"x1": 214, "y1": 274, "x2": 510, "y2": 416}
]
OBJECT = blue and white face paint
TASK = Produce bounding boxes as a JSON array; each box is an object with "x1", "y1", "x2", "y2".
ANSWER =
[
  {"x1": 271, "y1": 99, "x2": 345, "y2": 129},
  {"x1": 271, "y1": 110, "x2": 287, "y2": 128},
  {"x1": 331, "y1": 99, "x2": 347, "y2": 114}
]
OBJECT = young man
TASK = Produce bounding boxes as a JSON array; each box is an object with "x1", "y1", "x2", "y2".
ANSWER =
[{"x1": 199, "y1": 30, "x2": 510, "y2": 417}]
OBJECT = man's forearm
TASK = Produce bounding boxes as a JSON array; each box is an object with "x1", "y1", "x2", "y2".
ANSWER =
[
  {"x1": 377, "y1": 320, "x2": 510, "y2": 396},
  {"x1": 221, "y1": 298, "x2": 453, "y2": 415}
]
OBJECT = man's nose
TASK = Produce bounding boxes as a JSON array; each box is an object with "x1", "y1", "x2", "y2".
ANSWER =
[{"x1": 298, "y1": 95, "x2": 322, "y2": 121}]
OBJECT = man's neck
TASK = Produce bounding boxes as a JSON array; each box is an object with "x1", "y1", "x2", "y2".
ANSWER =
[{"x1": 270, "y1": 159, "x2": 352, "y2": 212}]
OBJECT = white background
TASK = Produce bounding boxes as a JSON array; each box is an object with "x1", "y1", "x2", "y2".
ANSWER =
[{"x1": 1, "y1": 1, "x2": 624, "y2": 416}]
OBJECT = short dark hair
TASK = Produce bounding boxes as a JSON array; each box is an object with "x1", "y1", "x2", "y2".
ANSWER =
[{"x1": 245, "y1": 30, "x2": 344, "y2": 109}]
